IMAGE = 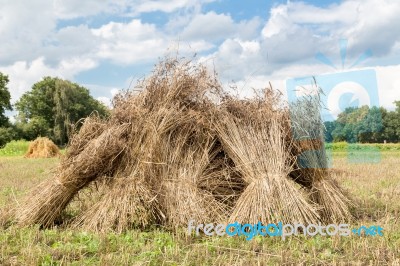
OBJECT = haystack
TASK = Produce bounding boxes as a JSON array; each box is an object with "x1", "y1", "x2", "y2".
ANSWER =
[
  {"x1": 12, "y1": 57, "x2": 353, "y2": 232},
  {"x1": 24, "y1": 137, "x2": 61, "y2": 158}
]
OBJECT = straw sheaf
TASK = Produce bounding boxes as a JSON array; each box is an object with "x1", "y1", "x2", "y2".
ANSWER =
[
  {"x1": 11, "y1": 57, "x2": 353, "y2": 231},
  {"x1": 24, "y1": 137, "x2": 61, "y2": 159}
]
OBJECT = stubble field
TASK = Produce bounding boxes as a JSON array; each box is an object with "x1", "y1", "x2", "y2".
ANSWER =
[{"x1": 0, "y1": 151, "x2": 399, "y2": 265}]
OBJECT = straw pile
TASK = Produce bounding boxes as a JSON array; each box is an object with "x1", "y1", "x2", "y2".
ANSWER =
[
  {"x1": 25, "y1": 137, "x2": 61, "y2": 158},
  {"x1": 10, "y1": 57, "x2": 352, "y2": 232}
]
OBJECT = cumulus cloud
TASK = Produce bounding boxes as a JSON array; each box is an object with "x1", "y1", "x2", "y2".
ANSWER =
[
  {"x1": 53, "y1": 0, "x2": 128, "y2": 19},
  {"x1": 261, "y1": 0, "x2": 400, "y2": 57},
  {"x1": 0, "y1": 0, "x2": 56, "y2": 64},
  {"x1": 53, "y1": 0, "x2": 217, "y2": 19},
  {"x1": 180, "y1": 12, "x2": 261, "y2": 42},
  {"x1": 375, "y1": 65, "x2": 400, "y2": 110},
  {"x1": 133, "y1": 0, "x2": 213, "y2": 14},
  {"x1": 0, "y1": 57, "x2": 97, "y2": 103},
  {"x1": 199, "y1": 39, "x2": 267, "y2": 83},
  {"x1": 181, "y1": 12, "x2": 236, "y2": 41},
  {"x1": 92, "y1": 19, "x2": 167, "y2": 64}
]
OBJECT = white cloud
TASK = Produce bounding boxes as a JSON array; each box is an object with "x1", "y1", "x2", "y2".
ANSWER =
[
  {"x1": 97, "y1": 96, "x2": 112, "y2": 107},
  {"x1": 180, "y1": 12, "x2": 261, "y2": 42},
  {"x1": 53, "y1": 0, "x2": 218, "y2": 19},
  {"x1": 0, "y1": 57, "x2": 97, "y2": 103},
  {"x1": 0, "y1": 0, "x2": 56, "y2": 64},
  {"x1": 200, "y1": 38, "x2": 267, "y2": 83},
  {"x1": 134, "y1": 0, "x2": 206, "y2": 14},
  {"x1": 53, "y1": 0, "x2": 127, "y2": 19},
  {"x1": 375, "y1": 65, "x2": 400, "y2": 110},
  {"x1": 92, "y1": 19, "x2": 167, "y2": 64},
  {"x1": 261, "y1": 0, "x2": 400, "y2": 57},
  {"x1": 181, "y1": 12, "x2": 235, "y2": 41},
  {"x1": 344, "y1": 0, "x2": 400, "y2": 56},
  {"x1": 93, "y1": 86, "x2": 124, "y2": 108}
]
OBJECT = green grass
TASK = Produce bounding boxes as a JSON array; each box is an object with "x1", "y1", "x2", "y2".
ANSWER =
[
  {"x1": 326, "y1": 141, "x2": 400, "y2": 151},
  {"x1": 0, "y1": 140, "x2": 30, "y2": 156},
  {"x1": 0, "y1": 153, "x2": 400, "y2": 265},
  {"x1": 1, "y1": 224, "x2": 398, "y2": 265}
]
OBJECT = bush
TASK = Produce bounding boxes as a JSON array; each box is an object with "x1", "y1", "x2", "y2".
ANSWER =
[
  {"x1": 0, "y1": 140, "x2": 30, "y2": 156},
  {"x1": 0, "y1": 127, "x2": 15, "y2": 148}
]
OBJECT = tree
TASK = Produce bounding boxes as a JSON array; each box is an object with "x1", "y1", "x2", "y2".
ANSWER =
[
  {"x1": 15, "y1": 77, "x2": 109, "y2": 145},
  {"x1": 323, "y1": 121, "x2": 336, "y2": 142},
  {"x1": 356, "y1": 106, "x2": 383, "y2": 143},
  {"x1": 331, "y1": 106, "x2": 384, "y2": 143},
  {"x1": 381, "y1": 101, "x2": 400, "y2": 142},
  {"x1": 0, "y1": 72, "x2": 12, "y2": 127}
]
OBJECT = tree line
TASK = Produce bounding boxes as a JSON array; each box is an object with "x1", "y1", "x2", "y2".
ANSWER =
[
  {"x1": 324, "y1": 103, "x2": 400, "y2": 143},
  {"x1": 0, "y1": 73, "x2": 109, "y2": 147}
]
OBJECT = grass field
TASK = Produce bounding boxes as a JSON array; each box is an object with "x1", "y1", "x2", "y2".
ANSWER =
[{"x1": 0, "y1": 150, "x2": 399, "y2": 265}]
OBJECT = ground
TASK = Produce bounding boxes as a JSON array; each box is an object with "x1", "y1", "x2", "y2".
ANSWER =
[{"x1": 0, "y1": 151, "x2": 399, "y2": 265}]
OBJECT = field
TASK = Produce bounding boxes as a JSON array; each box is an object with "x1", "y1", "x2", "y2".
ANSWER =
[{"x1": 0, "y1": 147, "x2": 399, "y2": 265}]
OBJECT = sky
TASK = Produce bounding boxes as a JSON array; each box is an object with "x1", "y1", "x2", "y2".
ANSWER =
[{"x1": 1, "y1": 0, "x2": 399, "y2": 119}]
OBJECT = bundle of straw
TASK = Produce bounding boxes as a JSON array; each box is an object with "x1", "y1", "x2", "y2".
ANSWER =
[
  {"x1": 24, "y1": 137, "x2": 61, "y2": 158},
  {"x1": 72, "y1": 174, "x2": 159, "y2": 233},
  {"x1": 216, "y1": 107, "x2": 320, "y2": 225},
  {"x1": 16, "y1": 125, "x2": 128, "y2": 227},
  {"x1": 156, "y1": 127, "x2": 229, "y2": 227}
]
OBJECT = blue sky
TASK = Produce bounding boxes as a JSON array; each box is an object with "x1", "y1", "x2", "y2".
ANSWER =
[{"x1": 1, "y1": 0, "x2": 399, "y2": 118}]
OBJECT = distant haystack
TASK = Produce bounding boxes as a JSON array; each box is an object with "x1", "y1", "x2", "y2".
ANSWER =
[{"x1": 25, "y1": 137, "x2": 61, "y2": 158}]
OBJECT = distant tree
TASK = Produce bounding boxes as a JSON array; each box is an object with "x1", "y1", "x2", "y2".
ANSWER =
[
  {"x1": 331, "y1": 106, "x2": 383, "y2": 143},
  {"x1": 381, "y1": 101, "x2": 400, "y2": 142},
  {"x1": 0, "y1": 127, "x2": 14, "y2": 148},
  {"x1": 323, "y1": 121, "x2": 336, "y2": 142},
  {"x1": 0, "y1": 72, "x2": 12, "y2": 127},
  {"x1": 332, "y1": 107, "x2": 359, "y2": 142},
  {"x1": 356, "y1": 106, "x2": 383, "y2": 143},
  {"x1": 15, "y1": 77, "x2": 109, "y2": 145}
]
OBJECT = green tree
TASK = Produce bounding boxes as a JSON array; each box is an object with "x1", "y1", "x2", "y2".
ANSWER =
[
  {"x1": 323, "y1": 121, "x2": 336, "y2": 142},
  {"x1": 15, "y1": 77, "x2": 109, "y2": 145},
  {"x1": 0, "y1": 127, "x2": 14, "y2": 148},
  {"x1": 381, "y1": 101, "x2": 400, "y2": 142},
  {"x1": 331, "y1": 106, "x2": 383, "y2": 143},
  {"x1": 356, "y1": 106, "x2": 383, "y2": 143},
  {"x1": 0, "y1": 72, "x2": 12, "y2": 127}
]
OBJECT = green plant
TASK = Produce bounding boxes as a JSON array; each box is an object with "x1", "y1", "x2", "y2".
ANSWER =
[{"x1": 0, "y1": 140, "x2": 30, "y2": 156}]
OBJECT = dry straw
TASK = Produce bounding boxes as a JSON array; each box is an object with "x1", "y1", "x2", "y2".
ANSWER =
[
  {"x1": 16, "y1": 125, "x2": 128, "y2": 227},
  {"x1": 24, "y1": 137, "x2": 61, "y2": 158},
  {"x1": 12, "y1": 57, "x2": 353, "y2": 231},
  {"x1": 215, "y1": 96, "x2": 320, "y2": 225}
]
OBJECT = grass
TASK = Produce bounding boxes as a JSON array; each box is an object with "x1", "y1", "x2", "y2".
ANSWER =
[
  {"x1": 0, "y1": 140, "x2": 30, "y2": 156},
  {"x1": 1, "y1": 152, "x2": 400, "y2": 265},
  {"x1": 326, "y1": 141, "x2": 400, "y2": 151}
]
